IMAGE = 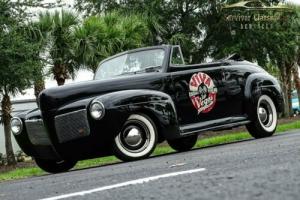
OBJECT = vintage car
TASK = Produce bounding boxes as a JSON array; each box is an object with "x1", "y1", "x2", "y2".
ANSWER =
[
  {"x1": 223, "y1": 0, "x2": 290, "y2": 11},
  {"x1": 292, "y1": 90, "x2": 300, "y2": 115},
  {"x1": 11, "y1": 45, "x2": 284, "y2": 173}
]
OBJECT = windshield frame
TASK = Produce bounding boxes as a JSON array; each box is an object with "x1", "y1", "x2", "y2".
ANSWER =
[{"x1": 94, "y1": 46, "x2": 171, "y2": 80}]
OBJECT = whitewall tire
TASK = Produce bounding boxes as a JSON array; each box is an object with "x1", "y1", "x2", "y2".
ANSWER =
[
  {"x1": 113, "y1": 114, "x2": 157, "y2": 161},
  {"x1": 246, "y1": 95, "x2": 277, "y2": 138}
]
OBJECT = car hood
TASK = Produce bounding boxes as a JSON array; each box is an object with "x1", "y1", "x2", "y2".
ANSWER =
[{"x1": 39, "y1": 73, "x2": 166, "y2": 112}]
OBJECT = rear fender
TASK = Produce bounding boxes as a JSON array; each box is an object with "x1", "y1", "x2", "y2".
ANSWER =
[{"x1": 244, "y1": 73, "x2": 284, "y2": 120}]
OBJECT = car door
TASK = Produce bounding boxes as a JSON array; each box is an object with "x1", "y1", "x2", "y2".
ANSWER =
[
  {"x1": 222, "y1": 65, "x2": 244, "y2": 117},
  {"x1": 168, "y1": 46, "x2": 229, "y2": 126},
  {"x1": 171, "y1": 66, "x2": 229, "y2": 125}
]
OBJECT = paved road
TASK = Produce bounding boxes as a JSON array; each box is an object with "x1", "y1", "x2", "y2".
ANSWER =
[{"x1": 1, "y1": 130, "x2": 300, "y2": 200}]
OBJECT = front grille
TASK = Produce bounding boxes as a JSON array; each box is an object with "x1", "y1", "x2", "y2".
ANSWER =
[
  {"x1": 55, "y1": 109, "x2": 90, "y2": 143},
  {"x1": 25, "y1": 119, "x2": 51, "y2": 146}
]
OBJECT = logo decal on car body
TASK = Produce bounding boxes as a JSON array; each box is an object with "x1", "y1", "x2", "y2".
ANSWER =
[{"x1": 189, "y1": 72, "x2": 218, "y2": 114}]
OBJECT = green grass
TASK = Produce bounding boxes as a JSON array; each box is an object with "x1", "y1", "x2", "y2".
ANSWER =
[
  {"x1": 1, "y1": 120, "x2": 299, "y2": 182},
  {"x1": 0, "y1": 167, "x2": 44, "y2": 181},
  {"x1": 76, "y1": 156, "x2": 118, "y2": 169},
  {"x1": 276, "y1": 120, "x2": 300, "y2": 132}
]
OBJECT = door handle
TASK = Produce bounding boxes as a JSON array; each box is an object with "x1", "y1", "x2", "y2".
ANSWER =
[{"x1": 222, "y1": 71, "x2": 231, "y2": 81}]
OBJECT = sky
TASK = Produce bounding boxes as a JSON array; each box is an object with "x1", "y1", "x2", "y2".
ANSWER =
[
  {"x1": 289, "y1": 0, "x2": 300, "y2": 4},
  {"x1": 13, "y1": 0, "x2": 300, "y2": 100}
]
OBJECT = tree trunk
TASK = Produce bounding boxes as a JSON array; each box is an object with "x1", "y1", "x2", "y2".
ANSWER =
[
  {"x1": 1, "y1": 94, "x2": 16, "y2": 166},
  {"x1": 286, "y1": 64, "x2": 293, "y2": 117},
  {"x1": 279, "y1": 64, "x2": 293, "y2": 117},
  {"x1": 55, "y1": 77, "x2": 65, "y2": 86},
  {"x1": 292, "y1": 64, "x2": 300, "y2": 102},
  {"x1": 287, "y1": 72, "x2": 293, "y2": 116},
  {"x1": 34, "y1": 78, "x2": 45, "y2": 101},
  {"x1": 92, "y1": 65, "x2": 97, "y2": 74},
  {"x1": 281, "y1": 80, "x2": 290, "y2": 117},
  {"x1": 53, "y1": 63, "x2": 68, "y2": 86}
]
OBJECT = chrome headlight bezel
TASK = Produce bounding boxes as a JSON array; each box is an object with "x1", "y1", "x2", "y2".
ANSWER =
[
  {"x1": 10, "y1": 117, "x2": 23, "y2": 135},
  {"x1": 89, "y1": 101, "x2": 105, "y2": 120}
]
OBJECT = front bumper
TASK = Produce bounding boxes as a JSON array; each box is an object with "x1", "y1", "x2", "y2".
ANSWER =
[
  {"x1": 14, "y1": 108, "x2": 93, "y2": 160},
  {"x1": 23, "y1": 109, "x2": 92, "y2": 144},
  {"x1": 25, "y1": 119, "x2": 51, "y2": 146},
  {"x1": 13, "y1": 109, "x2": 61, "y2": 160}
]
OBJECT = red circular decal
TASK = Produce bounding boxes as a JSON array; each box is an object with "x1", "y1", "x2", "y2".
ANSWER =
[{"x1": 189, "y1": 72, "x2": 218, "y2": 114}]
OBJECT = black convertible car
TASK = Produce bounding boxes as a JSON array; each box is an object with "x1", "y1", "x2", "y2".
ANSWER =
[{"x1": 11, "y1": 45, "x2": 284, "y2": 173}]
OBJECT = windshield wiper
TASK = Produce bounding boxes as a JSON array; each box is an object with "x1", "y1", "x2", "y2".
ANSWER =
[
  {"x1": 119, "y1": 65, "x2": 162, "y2": 76},
  {"x1": 144, "y1": 65, "x2": 162, "y2": 72}
]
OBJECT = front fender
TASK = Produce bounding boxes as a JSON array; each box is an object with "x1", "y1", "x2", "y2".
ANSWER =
[
  {"x1": 244, "y1": 73, "x2": 284, "y2": 119},
  {"x1": 93, "y1": 90, "x2": 180, "y2": 140}
]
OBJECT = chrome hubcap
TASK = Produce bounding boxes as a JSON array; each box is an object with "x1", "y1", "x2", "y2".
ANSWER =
[
  {"x1": 258, "y1": 100, "x2": 273, "y2": 128},
  {"x1": 118, "y1": 121, "x2": 150, "y2": 153},
  {"x1": 258, "y1": 107, "x2": 268, "y2": 123},
  {"x1": 123, "y1": 128, "x2": 143, "y2": 147}
]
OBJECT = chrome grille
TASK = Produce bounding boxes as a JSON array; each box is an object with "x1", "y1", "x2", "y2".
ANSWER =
[
  {"x1": 55, "y1": 109, "x2": 90, "y2": 143},
  {"x1": 25, "y1": 119, "x2": 51, "y2": 146}
]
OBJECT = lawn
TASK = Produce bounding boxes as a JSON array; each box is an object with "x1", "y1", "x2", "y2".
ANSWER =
[{"x1": 0, "y1": 120, "x2": 299, "y2": 182}]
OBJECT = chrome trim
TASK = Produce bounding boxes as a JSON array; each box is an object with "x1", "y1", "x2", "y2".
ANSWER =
[
  {"x1": 180, "y1": 120, "x2": 251, "y2": 136},
  {"x1": 55, "y1": 109, "x2": 87, "y2": 118},
  {"x1": 25, "y1": 119, "x2": 43, "y2": 123}
]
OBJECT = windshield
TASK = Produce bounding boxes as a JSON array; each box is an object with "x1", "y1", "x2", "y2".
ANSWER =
[{"x1": 94, "y1": 49, "x2": 165, "y2": 80}]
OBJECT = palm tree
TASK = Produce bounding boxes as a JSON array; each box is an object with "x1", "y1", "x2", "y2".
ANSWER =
[
  {"x1": 0, "y1": 26, "x2": 42, "y2": 165},
  {"x1": 73, "y1": 12, "x2": 150, "y2": 73},
  {"x1": 38, "y1": 10, "x2": 79, "y2": 85},
  {"x1": 20, "y1": 22, "x2": 48, "y2": 100},
  {"x1": 0, "y1": 0, "x2": 44, "y2": 165}
]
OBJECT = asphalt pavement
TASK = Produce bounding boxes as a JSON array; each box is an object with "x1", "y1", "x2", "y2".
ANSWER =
[{"x1": 1, "y1": 130, "x2": 300, "y2": 200}]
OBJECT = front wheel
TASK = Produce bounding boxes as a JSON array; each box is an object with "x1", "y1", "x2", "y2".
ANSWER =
[
  {"x1": 35, "y1": 158, "x2": 77, "y2": 173},
  {"x1": 113, "y1": 114, "x2": 158, "y2": 161},
  {"x1": 246, "y1": 95, "x2": 277, "y2": 138},
  {"x1": 167, "y1": 135, "x2": 198, "y2": 152}
]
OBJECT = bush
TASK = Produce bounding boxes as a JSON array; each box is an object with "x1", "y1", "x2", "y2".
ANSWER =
[
  {"x1": 16, "y1": 151, "x2": 27, "y2": 162},
  {"x1": 0, "y1": 151, "x2": 32, "y2": 166}
]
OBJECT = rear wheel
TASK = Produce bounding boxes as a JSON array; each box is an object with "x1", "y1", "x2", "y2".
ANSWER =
[
  {"x1": 113, "y1": 114, "x2": 158, "y2": 161},
  {"x1": 35, "y1": 158, "x2": 77, "y2": 173},
  {"x1": 246, "y1": 95, "x2": 277, "y2": 138},
  {"x1": 167, "y1": 135, "x2": 198, "y2": 152}
]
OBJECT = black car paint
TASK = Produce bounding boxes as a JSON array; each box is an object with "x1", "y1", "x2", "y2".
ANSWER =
[{"x1": 13, "y1": 45, "x2": 284, "y2": 161}]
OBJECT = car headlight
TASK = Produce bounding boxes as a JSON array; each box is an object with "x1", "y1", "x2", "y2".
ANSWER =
[
  {"x1": 10, "y1": 117, "x2": 23, "y2": 135},
  {"x1": 90, "y1": 101, "x2": 105, "y2": 120}
]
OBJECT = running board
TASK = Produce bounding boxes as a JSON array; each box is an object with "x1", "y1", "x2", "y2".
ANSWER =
[{"x1": 180, "y1": 118, "x2": 251, "y2": 136}]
